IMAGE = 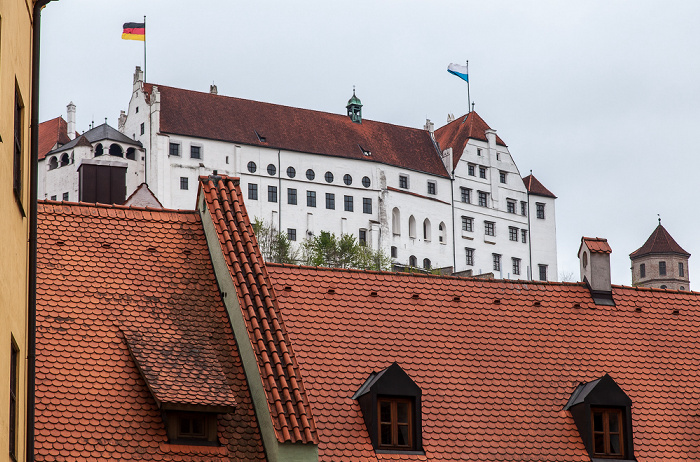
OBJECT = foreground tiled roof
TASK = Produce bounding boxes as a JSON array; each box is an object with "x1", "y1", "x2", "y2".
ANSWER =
[
  {"x1": 523, "y1": 173, "x2": 557, "y2": 198},
  {"x1": 267, "y1": 263, "x2": 700, "y2": 461},
  {"x1": 36, "y1": 202, "x2": 266, "y2": 461},
  {"x1": 581, "y1": 237, "x2": 612, "y2": 254},
  {"x1": 200, "y1": 176, "x2": 318, "y2": 444},
  {"x1": 38, "y1": 116, "x2": 71, "y2": 160},
  {"x1": 630, "y1": 224, "x2": 690, "y2": 258},
  {"x1": 433, "y1": 112, "x2": 507, "y2": 168},
  {"x1": 144, "y1": 83, "x2": 449, "y2": 178}
]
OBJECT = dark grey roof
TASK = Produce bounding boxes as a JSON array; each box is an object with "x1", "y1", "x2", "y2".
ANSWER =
[{"x1": 48, "y1": 123, "x2": 142, "y2": 154}]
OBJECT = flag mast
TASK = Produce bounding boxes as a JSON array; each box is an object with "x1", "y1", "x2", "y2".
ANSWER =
[
  {"x1": 466, "y1": 60, "x2": 470, "y2": 113},
  {"x1": 143, "y1": 15, "x2": 147, "y2": 83}
]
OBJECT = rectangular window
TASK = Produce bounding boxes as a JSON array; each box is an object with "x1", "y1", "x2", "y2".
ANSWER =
[
  {"x1": 478, "y1": 191, "x2": 488, "y2": 207},
  {"x1": 248, "y1": 183, "x2": 258, "y2": 200},
  {"x1": 378, "y1": 398, "x2": 413, "y2": 450},
  {"x1": 479, "y1": 166, "x2": 486, "y2": 179},
  {"x1": 461, "y1": 216, "x2": 473, "y2": 232},
  {"x1": 359, "y1": 229, "x2": 367, "y2": 245},
  {"x1": 509, "y1": 226, "x2": 518, "y2": 241},
  {"x1": 521, "y1": 201, "x2": 527, "y2": 216},
  {"x1": 62, "y1": 192, "x2": 69, "y2": 201},
  {"x1": 679, "y1": 262, "x2": 685, "y2": 278},
  {"x1": 468, "y1": 164, "x2": 475, "y2": 176},
  {"x1": 485, "y1": 221, "x2": 495, "y2": 236},
  {"x1": 180, "y1": 177, "x2": 189, "y2": 190},
  {"x1": 9, "y1": 341, "x2": 18, "y2": 459},
  {"x1": 465, "y1": 248, "x2": 474, "y2": 266},
  {"x1": 140, "y1": 122, "x2": 145, "y2": 135},
  {"x1": 391, "y1": 246, "x2": 397, "y2": 258},
  {"x1": 50, "y1": 195, "x2": 57, "y2": 201},
  {"x1": 512, "y1": 258, "x2": 521, "y2": 275},
  {"x1": 507, "y1": 200, "x2": 516, "y2": 214},
  {"x1": 539, "y1": 264, "x2": 548, "y2": 281},
  {"x1": 460, "y1": 187, "x2": 471, "y2": 203},
  {"x1": 363, "y1": 198, "x2": 372, "y2": 214},
  {"x1": 14, "y1": 88, "x2": 23, "y2": 202},
  {"x1": 592, "y1": 408, "x2": 624, "y2": 458},
  {"x1": 640, "y1": 263, "x2": 646, "y2": 278},
  {"x1": 287, "y1": 228, "x2": 296, "y2": 241},
  {"x1": 427, "y1": 181, "x2": 436, "y2": 195},
  {"x1": 399, "y1": 175, "x2": 408, "y2": 189},
  {"x1": 499, "y1": 171, "x2": 507, "y2": 184},
  {"x1": 521, "y1": 229, "x2": 528, "y2": 243},
  {"x1": 268, "y1": 185, "x2": 278, "y2": 203},
  {"x1": 659, "y1": 261, "x2": 666, "y2": 276},
  {"x1": 477, "y1": 148, "x2": 482, "y2": 156},
  {"x1": 288, "y1": 188, "x2": 297, "y2": 205},
  {"x1": 307, "y1": 191, "x2": 316, "y2": 207},
  {"x1": 536, "y1": 202, "x2": 545, "y2": 219},
  {"x1": 169, "y1": 142, "x2": 180, "y2": 156},
  {"x1": 190, "y1": 145, "x2": 202, "y2": 159},
  {"x1": 325, "y1": 193, "x2": 335, "y2": 209},
  {"x1": 493, "y1": 253, "x2": 501, "y2": 271},
  {"x1": 344, "y1": 195, "x2": 354, "y2": 212}
]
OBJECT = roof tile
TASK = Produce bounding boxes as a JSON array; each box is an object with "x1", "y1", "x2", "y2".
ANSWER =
[{"x1": 630, "y1": 224, "x2": 690, "y2": 258}]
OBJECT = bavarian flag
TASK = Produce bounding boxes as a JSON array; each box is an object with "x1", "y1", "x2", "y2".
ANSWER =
[{"x1": 122, "y1": 22, "x2": 145, "y2": 41}]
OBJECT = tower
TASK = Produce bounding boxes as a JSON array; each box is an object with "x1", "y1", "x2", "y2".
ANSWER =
[
  {"x1": 346, "y1": 88, "x2": 362, "y2": 123},
  {"x1": 630, "y1": 222, "x2": 690, "y2": 290}
]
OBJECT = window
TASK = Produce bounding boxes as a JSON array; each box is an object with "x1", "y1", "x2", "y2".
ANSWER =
[
  {"x1": 60, "y1": 153, "x2": 69, "y2": 167},
  {"x1": 485, "y1": 221, "x2": 495, "y2": 236},
  {"x1": 512, "y1": 258, "x2": 521, "y2": 275},
  {"x1": 140, "y1": 122, "x2": 145, "y2": 135},
  {"x1": 248, "y1": 183, "x2": 258, "y2": 200},
  {"x1": 13, "y1": 88, "x2": 23, "y2": 202},
  {"x1": 48, "y1": 157, "x2": 58, "y2": 170},
  {"x1": 268, "y1": 185, "x2": 278, "y2": 202},
  {"x1": 478, "y1": 191, "x2": 488, "y2": 207},
  {"x1": 679, "y1": 262, "x2": 685, "y2": 277},
  {"x1": 325, "y1": 171, "x2": 334, "y2": 183},
  {"x1": 423, "y1": 258, "x2": 431, "y2": 270},
  {"x1": 109, "y1": 143, "x2": 124, "y2": 157},
  {"x1": 465, "y1": 248, "x2": 474, "y2": 266},
  {"x1": 640, "y1": 263, "x2": 646, "y2": 278},
  {"x1": 325, "y1": 193, "x2": 335, "y2": 209},
  {"x1": 135, "y1": 106, "x2": 139, "y2": 113},
  {"x1": 62, "y1": 192, "x2": 69, "y2": 201},
  {"x1": 499, "y1": 171, "x2": 507, "y2": 184},
  {"x1": 169, "y1": 142, "x2": 181, "y2": 157},
  {"x1": 126, "y1": 148, "x2": 136, "y2": 160},
  {"x1": 409, "y1": 255, "x2": 417, "y2": 267},
  {"x1": 493, "y1": 253, "x2": 501, "y2": 271},
  {"x1": 9, "y1": 341, "x2": 18, "y2": 458},
  {"x1": 521, "y1": 229, "x2": 528, "y2": 244},
  {"x1": 287, "y1": 166, "x2": 296, "y2": 178},
  {"x1": 180, "y1": 177, "x2": 189, "y2": 190},
  {"x1": 521, "y1": 201, "x2": 527, "y2": 216},
  {"x1": 343, "y1": 174, "x2": 352, "y2": 185},
  {"x1": 190, "y1": 145, "x2": 201, "y2": 159},
  {"x1": 427, "y1": 181, "x2": 436, "y2": 195},
  {"x1": 392, "y1": 208, "x2": 401, "y2": 235},
  {"x1": 344, "y1": 195, "x2": 353, "y2": 212},
  {"x1": 479, "y1": 166, "x2": 486, "y2": 179},
  {"x1": 359, "y1": 229, "x2": 367, "y2": 245},
  {"x1": 592, "y1": 408, "x2": 624, "y2": 458},
  {"x1": 507, "y1": 200, "x2": 516, "y2": 214},
  {"x1": 306, "y1": 169, "x2": 315, "y2": 180},
  {"x1": 288, "y1": 188, "x2": 297, "y2": 205},
  {"x1": 50, "y1": 195, "x2": 57, "y2": 201},
  {"x1": 391, "y1": 246, "x2": 398, "y2": 258},
  {"x1": 460, "y1": 187, "x2": 471, "y2": 203},
  {"x1": 468, "y1": 164, "x2": 475, "y2": 176},
  {"x1": 462, "y1": 216, "x2": 473, "y2": 232},
  {"x1": 288, "y1": 228, "x2": 296, "y2": 241},
  {"x1": 423, "y1": 219, "x2": 431, "y2": 241},
  {"x1": 399, "y1": 175, "x2": 408, "y2": 189},
  {"x1": 178, "y1": 414, "x2": 206, "y2": 439},
  {"x1": 408, "y1": 216, "x2": 416, "y2": 239},
  {"x1": 438, "y1": 222, "x2": 446, "y2": 243},
  {"x1": 509, "y1": 227, "x2": 518, "y2": 241},
  {"x1": 659, "y1": 261, "x2": 666, "y2": 276},
  {"x1": 307, "y1": 191, "x2": 316, "y2": 207},
  {"x1": 362, "y1": 176, "x2": 371, "y2": 188},
  {"x1": 539, "y1": 264, "x2": 548, "y2": 281},
  {"x1": 477, "y1": 148, "x2": 482, "y2": 156},
  {"x1": 267, "y1": 164, "x2": 276, "y2": 176},
  {"x1": 247, "y1": 161, "x2": 257, "y2": 173},
  {"x1": 536, "y1": 202, "x2": 545, "y2": 219},
  {"x1": 165, "y1": 412, "x2": 218, "y2": 444},
  {"x1": 363, "y1": 198, "x2": 372, "y2": 214},
  {"x1": 378, "y1": 398, "x2": 413, "y2": 449}
]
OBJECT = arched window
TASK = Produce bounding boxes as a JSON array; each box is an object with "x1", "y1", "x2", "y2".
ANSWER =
[
  {"x1": 48, "y1": 156, "x2": 58, "y2": 170},
  {"x1": 60, "y1": 153, "x2": 69, "y2": 167},
  {"x1": 408, "y1": 215, "x2": 416, "y2": 239},
  {"x1": 126, "y1": 147, "x2": 136, "y2": 160},
  {"x1": 423, "y1": 258, "x2": 431, "y2": 270},
  {"x1": 109, "y1": 143, "x2": 124, "y2": 157},
  {"x1": 392, "y1": 208, "x2": 401, "y2": 235},
  {"x1": 409, "y1": 255, "x2": 417, "y2": 267},
  {"x1": 438, "y1": 222, "x2": 446, "y2": 244},
  {"x1": 94, "y1": 144, "x2": 103, "y2": 156},
  {"x1": 423, "y1": 218, "x2": 431, "y2": 241}
]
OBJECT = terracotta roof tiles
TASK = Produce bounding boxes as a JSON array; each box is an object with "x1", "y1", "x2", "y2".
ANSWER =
[
  {"x1": 630, "y1": 224, "x2": 690, "y2": 258},
  {"x1": 523, "y1": 174, "x2": 557, "y2": 198},
  {"x1": 581, "y1": 237, "x2": 612, "y2": 254},
  {"x1": 433, "y1": 112, "x2": 507, "y2": 168},
  {"x1": 38, "y1": 116, "x2": 71, "y2": 160}
]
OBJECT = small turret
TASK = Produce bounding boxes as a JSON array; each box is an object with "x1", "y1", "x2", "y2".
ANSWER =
[{"x1": 346, "y1": 88, "x2": 362, "y2": 124}]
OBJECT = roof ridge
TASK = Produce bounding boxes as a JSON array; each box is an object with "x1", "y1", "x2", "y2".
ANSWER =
[{"x1": 38, "y1": 199, "x2": 196, "y2": 215}]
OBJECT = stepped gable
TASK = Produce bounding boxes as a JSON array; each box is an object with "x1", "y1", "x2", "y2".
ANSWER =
[
  {"x1": 200, "y1": 175, "x2": 318, "y2": 445},
  {"x1": 38, "y1": 116, "x2": 71, "y2": 160},
  {"x1": 143, "y1": 83, "x2": 448, "y2": 178},
  {"x1": 266, "y1": 263, "x2": 700, "y2": 461},
  {"x1": 433, "y1": 111, "x2": 507, "y2": 168},
  {"x1": 523, "y1": 173, "x2": 557, "y2": 198},
  {"x1": 36, "y1": 201, "x2": 266, "y2": 461},
  {"x1": 630, "y1": 224, "x2": 690, "y2": 258}
]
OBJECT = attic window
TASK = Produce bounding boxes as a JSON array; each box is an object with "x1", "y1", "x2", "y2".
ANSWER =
[
  {"x1": 255, "y1": 131, "x2": 266, "y2": 143},
  {"x1": 164, "y1": 411, "x2": 218, "y2": 446},
  {"x1": 358, "y1": 145, "x2": 371, "y2": 156},
  {"x1": 378, "y1": 398, "x2": 413, "y2": 449}
]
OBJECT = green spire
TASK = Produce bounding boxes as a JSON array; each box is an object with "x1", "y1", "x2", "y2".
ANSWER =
[{"x1": 346, "y1": 86, "x2": 362, "y2": 123}]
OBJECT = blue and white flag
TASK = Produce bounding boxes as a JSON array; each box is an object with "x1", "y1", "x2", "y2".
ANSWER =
[{"x1": 447, "y1": 63, "x2": 469, "y2": 83}]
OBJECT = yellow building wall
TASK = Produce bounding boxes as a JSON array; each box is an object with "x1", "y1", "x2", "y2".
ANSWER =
[{"x1": 0, "y1": 0, "x2": 36, "y2": 461}]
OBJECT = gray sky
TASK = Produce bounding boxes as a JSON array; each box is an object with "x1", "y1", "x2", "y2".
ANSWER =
[{"x1": 38, "y1": 0, "x2": 700, "y2": 286}]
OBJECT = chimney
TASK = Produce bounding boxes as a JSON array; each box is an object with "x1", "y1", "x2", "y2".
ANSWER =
[
  {"x1": 447, "y1": 113, "x2": 455, "y2": 123},
  {"x1": 578, "y1": 237, "x2": 615, "y2": 306},
  {"x1": 118, "y1": 110, "x2": 127, "y2": 133},
  {"x1": 210, "y1": 84, "x2": 218, "y2": 95},
  {"x1": 423, "y1": 118, "x2": 434, "y2": 134},
  {"x1": 66, "y1": 102, "x2": 76, "y2": 140},
  {"x1": 485, "y1": 129, "x2": 497, "y2": 150}
]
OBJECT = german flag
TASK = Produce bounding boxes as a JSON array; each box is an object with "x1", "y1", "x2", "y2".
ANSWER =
[{"x1": 122, "y1": 22, "x2": 145, "y2": 41}]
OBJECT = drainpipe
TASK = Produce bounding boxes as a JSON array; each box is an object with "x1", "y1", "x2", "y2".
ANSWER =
[
  {"x1": 527, "y1": 191, "x2": 533, "y2": 280},
  {"x1": 29, "y1": 1, "x2": 56, "y2": 461}
]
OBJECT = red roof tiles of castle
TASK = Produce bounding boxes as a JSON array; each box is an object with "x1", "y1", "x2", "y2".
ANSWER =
[
  {"x1": 522, "y1": 173, "x2": 557, "y2": 198},
  {"x1": 581, "y1": 237, "x2": 612, "y2": 254},
  {"x1": 36, "y1": 201, "x2": 266, "y2": 461},
  {"x1": 266, "y1": 263, "x2": 700, "y2": 461},
  {"x1": 630, "y1": 224, "x2": 690, "y2": 258},
  {"x1": 38, "y1": 116, "x2": 71, "y2": 160},
  {"x1": 433, "y1": 112, "x2": 507, "y2": 168},
  {"x1": 200, "y1": 176, "x2": 318, "y2": 445}
]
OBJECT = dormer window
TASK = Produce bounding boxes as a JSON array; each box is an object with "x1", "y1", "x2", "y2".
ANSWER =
[
  {"x1": 378, "y1": 398, "x2": 413, "y2": 449},
  {"x1": 164, "y1": 411, "x2": 218, "y2": 445},
  {"x1": 592, "y1": 408, "x2": 624, "y2": 457}
]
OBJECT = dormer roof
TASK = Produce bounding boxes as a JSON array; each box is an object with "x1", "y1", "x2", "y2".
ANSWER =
[
  {"x1": 46, "y1": 122, "x2": 141, "y2": 156},
  {"x1": 630, "y1": 224, "x2": 690, "y2": 258}
]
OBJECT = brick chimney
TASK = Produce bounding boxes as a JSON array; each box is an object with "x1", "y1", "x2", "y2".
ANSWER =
[
  {"x1": 578, "y1": 237, "x2": 614, "y2": 306},
  {"x1": 66, "y1": 101, "x2": 76, "y2": 140}
]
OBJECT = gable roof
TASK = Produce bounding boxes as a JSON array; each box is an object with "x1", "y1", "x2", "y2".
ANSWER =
[
  {"x1": 144, "y1": 83, "x2": 449, "y2": 178},
  {"x1": 124, "y1": 183, "x2": 164, "y2": 208},
  {"x1": 433, "y1": 111, "x2": 507, "y2": 168},
  {"x1": 46, "y1": 122, "x2": 141, "y2": 156},
  {"x1": 581, "y1": 237, "x2": 612, "y2": 254},
  {"x1": 630, "y1": 224, "x2": 690, "y2": 258},
  {"x1": 266, "y1": 263, "x2": 700, "y2": 461},
  {"x1": 523, "y1": 173, "x2": 557, "y2": 198},
  {"x1": 36, "y1": 201, "x2": 266, "y2": 461},
  {"x1": 38, "y1": 116, "x2": 71, "y2": 160}
]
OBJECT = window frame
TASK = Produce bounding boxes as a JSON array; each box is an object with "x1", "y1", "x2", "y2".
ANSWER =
[
  {"x1": 288, "y1": 188, "x2": 297, "y2": 205},
  {"x1": 190, "y1": 144, "x2": 202, "y2": 160},
  {"x1": 325, "y1": 192, "x2": 335, "y2": 210},
  {"x1": 509, "y1": 226, "x2": 518, "y2": 241},
  {"x1": 521, "y1": 229, "x2": 528, "y2": 244},
  {"x1": 307, "y1": 190, "x2": 316, "y2": 207},
  {"x1": 399, "y1": 175, "x2": 409, "y2": 189},
  {"x1": 507, "y1": 200, "x2": 516, "y2": 214},
  {"x1": 521, "y1": 201, "x2": 527, "y2": 216},
  {"x1": 377, "y1": 397, "x2": 414, "y2": 450},
  {"x1": 246, "y1": 161, "x2": 257, "y2": 173},
  {"x1": 679, "y1": 262, "x2": 685, "y2": 277},
  {"x1": 248, "y1": 183, "x2": 258, "y2": 200},
  {"x1": 324, "y1": 171, "x2": 334, "y2": 183},
  {"x1": 479, "y1": 166, "x2": 487, "y2": 179},
  {"x1": 287, "y1": 228, "x2": 297, "y2": 241},
  {"x1": 591, "y1": 408, "x2": 625, "y2": 458},
  {"x1": 363, "y1": 198, "x2": 372, "y2": 214},
  {"x1": 539, "y1": 264, "x2": 548, "y2": 281},
  {"x1": 13, "y1": 87, "x2": 24, "y2": 208},
  {"x1": 465, "y1": 248, "x2": 474, "y2": 266},
  {"x1": 268, "y1": 185, "x2": 278, "y2": 203},
  {"x1": 461, "y1": 216, "x2": 473, "y2": 232},
  {"x1": 344, "y1": 195, "x2": 354, "y2": 212},
  {"x1": 427, "y1": 181, "x2": 436, "y2": 195},
  {"x1": 468, "y1": 164, "x2": 475, "y2": 176},
  {"x1": 512, "y1": 257, "x2": 521, "y2": 275},
  {"x1": 180, "y1": 177, "x2": 189, "y2": 191},
  {"x1": 639, "y1": 263, "x2": 646, "y2": 278},
  {"x1": 499, "y1": 171, "x2": 507, "y2": 184},
  {"x1": 460, "y1": 187, "x2": 471, "y2": 203},
  {"x1": 478, "y1": 191, "x2": 488, "y2": 207},
  {"x1": 536, "y1": 202, "x2": 545, "y2": 219},
  {"x1": 169, "y1": 142, "x2": 181, "y2": 157},
  {"x1": 484, "y1": 221, "x2": 495, "y2": 237}
]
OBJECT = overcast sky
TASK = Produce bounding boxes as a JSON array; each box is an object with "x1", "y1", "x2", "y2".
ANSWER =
[{"x1": 38, "y1": 1, "x2": 700, "y2": 286}]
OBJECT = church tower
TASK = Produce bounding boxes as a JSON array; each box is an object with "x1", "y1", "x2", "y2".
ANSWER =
[{"x1": 630, "y1": 221, "x2": 690, "y2": 290}]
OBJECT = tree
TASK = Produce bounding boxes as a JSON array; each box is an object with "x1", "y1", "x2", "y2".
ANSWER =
[
  {"x1": 302, "y1": 231, "x2": 391, "y2": 271},
  {"x1": 251, "y1": 218, "x2": 297, "y2": 264}
]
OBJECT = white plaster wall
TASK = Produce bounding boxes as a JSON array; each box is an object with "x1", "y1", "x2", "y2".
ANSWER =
[{"x1": 529, "y1": 195, "x2": 558, "y2": 280}]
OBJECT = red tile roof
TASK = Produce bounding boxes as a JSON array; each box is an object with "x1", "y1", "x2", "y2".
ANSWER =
[
  {"x1": 38, "y1": 116, "x2": 71, "y2": 160},
  {"x1": 144, "y1": 83, "x2": 449, "y2": 178},
  {"x1": 266, "y1": 263, "x2": 700, "y2": 461},
  {"x1": 522, "y1": 173, "x2": 557, "y2": 198},
  {"x1": 36, "y1": 201, "x2": 266, "y2": 461},
  {"x1": 581, "y1": 237, "x2": 612, "y2": 254},
  {"x1": 630, "y1": 224, "x2": 690, "y2": 258},
  {"x1": 433, "y1": 112, "x2": 507, "y2": 168},
  {"x1": 200, "y1": 175, "x2": 318, "y2": 445}
]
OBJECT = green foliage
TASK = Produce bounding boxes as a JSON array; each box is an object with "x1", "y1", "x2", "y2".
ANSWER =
[
  {"x1": 252, "y1": 218, "x2": 298, "y2": 264},
  {"x1": 302, "y1": 231, "x2": 391, "y2": 271}
]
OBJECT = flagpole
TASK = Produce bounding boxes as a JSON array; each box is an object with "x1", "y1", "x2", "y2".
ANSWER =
[
  {"x1": 466, "y1": 60, "x2": 471, "y2": 113},
  {"x1": 143, "y1": 15, "x2": 147, "y2": 83}
]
